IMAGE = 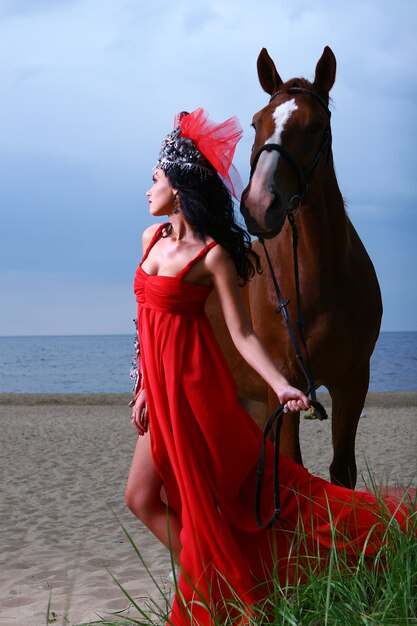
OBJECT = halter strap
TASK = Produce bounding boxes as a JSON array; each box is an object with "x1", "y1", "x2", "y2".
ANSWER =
[
  {"x1": 247, "y1": 87, "x2": 332, "y2": 208},
  {"x1": 269, "y1": 86, "x2": 331, "y2": 118},
  {"x1": 176, "y1": 241, "x2": 218, "y2": 279}
]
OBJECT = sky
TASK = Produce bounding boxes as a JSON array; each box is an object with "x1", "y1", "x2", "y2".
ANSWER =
[{"x1": 0, "y1": 0, "x2": 416, "y2": 335}]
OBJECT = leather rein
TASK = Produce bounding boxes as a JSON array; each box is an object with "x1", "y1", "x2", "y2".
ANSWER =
[{"x1": 252, "y1": 87, "x2": 331, "y2": 529}]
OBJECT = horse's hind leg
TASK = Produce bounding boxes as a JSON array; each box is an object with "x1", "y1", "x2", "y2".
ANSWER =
[{"x1": 328, "y1": 364, "x2": 370, "y2": 488}]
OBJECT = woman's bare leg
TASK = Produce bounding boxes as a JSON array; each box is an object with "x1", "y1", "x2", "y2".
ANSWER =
[{"x1": 125, "y1": 431, "x2": 182, "y2": 561}]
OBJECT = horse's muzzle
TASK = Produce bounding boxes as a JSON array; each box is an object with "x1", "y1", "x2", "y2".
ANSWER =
[{"x1": 240, "y1": 197, "x2": 287, "y2": 239}]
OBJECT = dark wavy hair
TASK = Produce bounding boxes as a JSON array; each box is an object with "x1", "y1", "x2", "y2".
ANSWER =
[{"x1": 163, "y1": 165, "x2": 261, "y2": 285}]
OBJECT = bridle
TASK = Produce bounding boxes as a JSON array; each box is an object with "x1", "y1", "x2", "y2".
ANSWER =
[
  {"x1": 248, "y1": 86, "x2": 332, "y2": 211},
  {"x1": 252, "y1": 87, "x2": 332, "y2": 530}
]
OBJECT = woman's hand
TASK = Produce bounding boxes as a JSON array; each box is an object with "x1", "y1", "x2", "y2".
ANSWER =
[
  {"x1": 275, "y1": 385, "x2": 310, "y2": 414},
  {"x1": 131, "y1": 388, "x2": 149, "y2": 435}
]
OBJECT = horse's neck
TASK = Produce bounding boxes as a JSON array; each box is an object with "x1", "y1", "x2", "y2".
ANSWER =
[{"x1": 298, "y1": 161, "x2": 350, "y2": 259}]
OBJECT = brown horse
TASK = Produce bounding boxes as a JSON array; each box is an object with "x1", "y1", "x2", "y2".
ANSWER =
[{"x1": 208, "y1": 46, "x2": 382, "y2": 488}]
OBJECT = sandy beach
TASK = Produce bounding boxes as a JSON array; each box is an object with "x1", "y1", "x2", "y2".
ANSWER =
[{"x1": 0, "y1": 392, "x2": 416, "y2": 626}]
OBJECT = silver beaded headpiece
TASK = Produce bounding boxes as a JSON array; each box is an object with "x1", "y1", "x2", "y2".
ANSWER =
[
  {"x1": 153, "y1": 108, "x2": 244, "y2": 199},
  {"x1": 155, "y1": 113, "x2": 214, "y2": 179}
]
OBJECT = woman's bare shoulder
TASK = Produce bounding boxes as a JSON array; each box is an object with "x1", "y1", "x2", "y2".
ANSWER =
[
  {"x1": 205, "y1": 243, "x2": 236, "y2": 276},
  {"x1": 141, "y1": 223, "x2": 162, "y2": 252}
]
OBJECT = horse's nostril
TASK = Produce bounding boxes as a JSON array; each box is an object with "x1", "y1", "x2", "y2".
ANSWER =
[{"x1": 264, "y1": 201, "x2": 283, "y2": 228}]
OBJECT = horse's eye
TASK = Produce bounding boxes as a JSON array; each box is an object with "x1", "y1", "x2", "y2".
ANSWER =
[
  {"x1": 308, "y1": 121, "x2": 324, "y2": 134},
  {"x1": 251, "y1": 122, "x2": 256, "y2": 131}
]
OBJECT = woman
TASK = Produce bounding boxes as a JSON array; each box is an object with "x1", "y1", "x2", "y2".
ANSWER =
[{"x1": 126, "y1": 109, "x2": 413, "y2": 626}]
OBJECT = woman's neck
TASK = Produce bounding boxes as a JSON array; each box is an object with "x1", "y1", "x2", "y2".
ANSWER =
[{"x1": 168, "y1": 216, "x2": 199, "y2": 243}]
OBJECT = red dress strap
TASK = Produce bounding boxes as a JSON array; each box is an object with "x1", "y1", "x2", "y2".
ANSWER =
[
  {"x1": 140, "y1": 222, "x2": 170, "y2": 265},
  {"x1": 176, "y1": 241, "x2": 218, "y2": 279}
]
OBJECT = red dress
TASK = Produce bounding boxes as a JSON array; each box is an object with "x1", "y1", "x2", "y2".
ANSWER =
[{"x1": 134, "y1": 223, "x2": 413, "y2": 626}]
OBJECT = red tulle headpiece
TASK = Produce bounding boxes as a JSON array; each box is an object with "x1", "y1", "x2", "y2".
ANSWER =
[{"x1": 155, "y1": 108, "x2": 243, "y2": 200}]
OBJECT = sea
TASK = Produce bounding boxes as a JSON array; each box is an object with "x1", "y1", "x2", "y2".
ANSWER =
[{"x1": 0, "y1": 332, "x2": 416, "y2": 394}]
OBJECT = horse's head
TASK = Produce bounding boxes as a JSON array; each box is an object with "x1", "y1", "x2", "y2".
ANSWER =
[{"x1": 241, "y1": 46, "x2": 336, "y2": 238}]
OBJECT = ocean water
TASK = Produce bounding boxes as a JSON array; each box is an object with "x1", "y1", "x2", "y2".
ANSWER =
[
  {"x1": 0, "y1": 334, "x2": 133, "y2": 393},
  {"x1": 0, "y1": 332, "x2": 416, "y2": 394}
]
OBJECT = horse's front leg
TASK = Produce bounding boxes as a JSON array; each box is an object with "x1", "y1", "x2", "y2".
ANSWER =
[
  {"x1": 328, "y1": 363, "x2": 370, "y2": 488},
  {"x1": 268, "y1": 386, "x2": 303, "y2": 465}
]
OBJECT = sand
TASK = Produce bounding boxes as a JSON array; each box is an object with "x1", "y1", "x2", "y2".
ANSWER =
[{"x1": 0, "y1": 392, "x2": 416, "y2": 626}]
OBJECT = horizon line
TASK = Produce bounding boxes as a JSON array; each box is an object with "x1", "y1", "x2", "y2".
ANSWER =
[{"x1": 1, "y1": 329, "x2": 417, "y2": 339}]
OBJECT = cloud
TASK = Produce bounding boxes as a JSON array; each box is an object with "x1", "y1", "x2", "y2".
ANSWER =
[
  {"x1": 0, "y1": 152, "x2": 141, "y2": 279},
  {"x1": 0, "y1": 0, "x2": 77, "y2": 17},
  {"x1": 0, "y1": 0, "x2": 416, "y2": 333}
]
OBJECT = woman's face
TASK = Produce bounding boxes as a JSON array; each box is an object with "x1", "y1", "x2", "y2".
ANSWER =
[{"x1": 146, "y1": 169, "x2": 175, "y2": 216}]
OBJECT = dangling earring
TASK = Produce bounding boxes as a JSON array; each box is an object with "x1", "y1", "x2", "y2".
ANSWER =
[{"x1": 173, "y1": 194, "x2": 180, "y2": 214}]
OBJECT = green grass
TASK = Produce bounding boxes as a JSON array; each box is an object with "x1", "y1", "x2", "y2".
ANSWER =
[{"x1": 71, "y1": 490, "x2": 417, "y2": 626}]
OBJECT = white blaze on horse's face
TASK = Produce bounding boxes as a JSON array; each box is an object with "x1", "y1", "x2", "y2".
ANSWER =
[{"x1": 247, "y1": 99, "x2": 298, "y2": 219}]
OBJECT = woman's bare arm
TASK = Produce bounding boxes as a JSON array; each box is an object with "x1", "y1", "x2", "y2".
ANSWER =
[{"x1": 207, "y1": 246, "x2": 310, "y2": 413}]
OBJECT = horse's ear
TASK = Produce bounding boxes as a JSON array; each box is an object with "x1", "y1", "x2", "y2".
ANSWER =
[
  {"x1": 257, "y1": 48, "x2": 283, "y2": 96},
  {"x1": 313, "y1": 46, "x2": 336, "y2": 96}
]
